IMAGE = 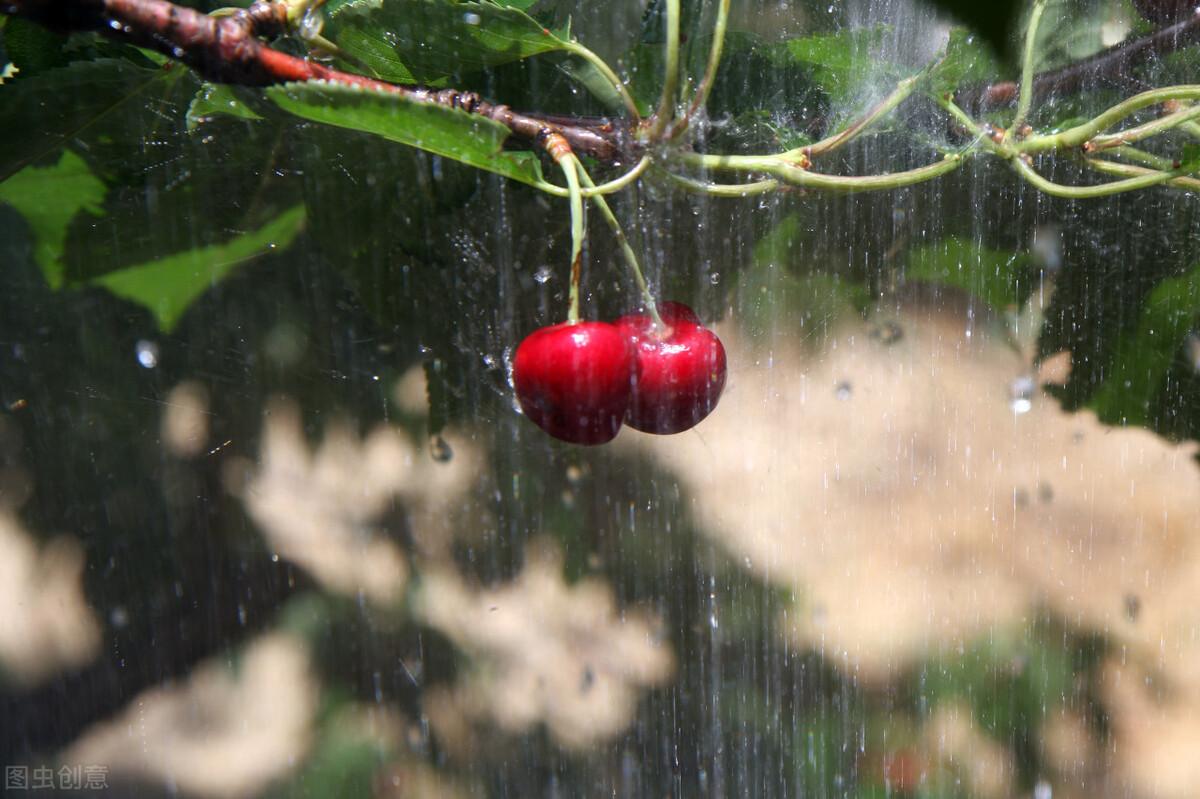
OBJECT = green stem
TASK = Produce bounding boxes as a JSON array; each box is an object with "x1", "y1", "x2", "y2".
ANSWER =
[
  {"x1": 563, "y1": 40, "x2": 641, "y2": 121},
  {"x1": 1020, "y1": 85, "x2": 1200, "y2": 152},
  {"x1": 1083, "y1": 157, "x2": 1200, "y2": 190},
  {"x1": 1106, "y1": 145, "x2": 1178, "y2": 170},
  {"x1": 1005, "y1": 0, "x2": 1048, "y2": 146},
  {"x1": 537, "y1": 157, "x2": 650, "y2": 198},
  {"x1": 572, "y1": 159, "x2": 663, "y2": 327},
  {"x1": 677, "y1": 151, "x2": 965, "y2": 192},
  {"x1": 644, "y1": 0, "x2": 681, "y2": 141},
  {"x1": 557, "y1": 153, "x2": 586, "y2": 323},
  {"x1": 674, "y1": 0, "x2": 731, "y2": 136},
  {"x1": 1011, "y1": 155, "x2": 1180, "y2": 197},
  {"x1": 656, "y1": 167, "x2": 781, "y2": 196},
  {"x1": 1090, "y1": 102, "x2": 1200, "y2": 150},
  {"x1": 799, "y1": 76, "x2": 920, "y2": 160}
]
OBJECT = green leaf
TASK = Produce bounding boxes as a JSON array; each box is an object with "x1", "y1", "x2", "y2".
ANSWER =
[
  {"x1": 91, "y1": 206, "x2": 306, "y2": 330},
  {"x1": 763, "y1": 27, "x2": 911, "y2": 112},
  {"x1": 904, "y1": 236, "x2": 1031, "y2": 311},
  {"x1": 0, "y1": 58, "x2": 171, "y2": 182},
  {"x1": 267, "y1": 81, "x2": 546, "y2": 186},
  {"x1": 1178, "y1": 142, "x2": 1200, "y2": 175},
  {"x1": 1031, "y1": 0, "x2": 1114, "y2": 72},
  {"x1": 559, "y1": 59, "x2": 629, "y2": 113},
  {"x1": 736, "y1": 214, "x2": 867, "y2": 340},
  {"x1": 1089, "y1": 259, "x2": 1200, "y2": 426},
  {"x1": 925, "y1": 28, "x2": 1007, "y2": 100},
  {"x1": 0, "y1": 150, "x2": 106, "y2": 289},
  {"x1": 0, "y1": 15, "x2": 69, "y2": 77},
  {"x1": 187, "y1": 83, "x2": 266, "y2": 130},
  {"x1": 328, "y1": 0, "x2": 572, "y2": 84},
  {"x1": 706, "y1": 110, "x2": 813, "y2": 155}
]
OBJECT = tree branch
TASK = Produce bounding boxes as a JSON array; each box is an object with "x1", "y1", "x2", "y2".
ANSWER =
[
  {"x1": 1, "y1": 0, "x2": 639, "y2": 166},
  {"x1": 957, "y1": 11, "x2": 1200, "y2": 112}
]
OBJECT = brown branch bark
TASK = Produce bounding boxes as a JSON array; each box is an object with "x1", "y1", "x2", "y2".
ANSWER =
[
  {"x1": 956, "y1": 10, "x2": 1200, "y2": 112},
  {"x1": 2, "y1": 0, "x2": 638, "y2": 166}
]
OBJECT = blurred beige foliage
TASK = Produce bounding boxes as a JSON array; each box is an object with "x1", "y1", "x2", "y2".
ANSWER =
[
  {"x1": 623, "y1": 294, "x2": 1200, "y2": 797},
  {"x1": 415, "y1": 542, "x2": 676, "y2": 751},
  {"x1": 0, "y1": 513, "x2": 100, "y2": 685},
  {"x1": 63, "y1": 632, "x2": 316, "y2": 799},
  {"x1": 229, "y1": 373, "x2": 677, "y2": 754},
  {"x1": 229, "y1": 398, "x2": 481, "y2": 605},
  {"x1": 161, "y1": 380, "x2": 212, "y2": 458}
]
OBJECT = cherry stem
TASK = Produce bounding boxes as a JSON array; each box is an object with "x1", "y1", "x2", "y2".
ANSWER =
[
  {"x1": 1004, "y1": 0, "x2": 1047, "y2": 148},
  {"x1": 1084, "y1": 156, "x2": 1200, "y2": 191},
  {"x1": 643, "y1": 0, "x2": 681, "y2": 141},
  {"x1": 797, "y1": 76, "x2": 918, "y2": 161},
  {"x1": 1011, "y1": 154, "x2": 1180, "y2": 197},
  {"x1": 572, "y1": 158, "x2": 664, "y2": 329},
  {"x1": 547, "y1": 134, "x2": 587, "y2": 323},
  {"x1": 655, "y1": 166, "x2": 781, "y2": 195},
  {"x1": 537, "y1": 156, "x2": 651, "y2": 198},
  {"x1": 670, "y1": 0, "x2": 732, "y2": 140}
]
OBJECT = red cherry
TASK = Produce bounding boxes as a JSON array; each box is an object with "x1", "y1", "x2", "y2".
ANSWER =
[
  {"x1": 615, "y1": 301, "x2": 727, "y2": 434},
  {"x1": 512, "y1": 321, "x2": 636, "y2": 445}
]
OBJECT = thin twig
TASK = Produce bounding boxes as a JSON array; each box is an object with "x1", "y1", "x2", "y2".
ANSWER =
[{"x1": 957, "y1": 10, "x2": 1200, "y2": 112}]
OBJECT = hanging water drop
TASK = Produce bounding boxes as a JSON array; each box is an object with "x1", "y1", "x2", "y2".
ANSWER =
[
  {"x1": 430, "y1": 433, "x2": 453, "y2": 462},
  {"x1": 1009, "y1": 375, "x2": 1035, "y2": 414},
  {"x1": 135, "y1": 340, "x2": 159, "y2": 369},
  {"x1": 298, "y1": 7, "x2": 324, "y2": 40}
]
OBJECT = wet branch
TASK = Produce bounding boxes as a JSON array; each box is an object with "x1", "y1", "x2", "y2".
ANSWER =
[
  {"x1": 1, "y1": 0, "x2": 637, "y2": 165},
  {"x1": 957, "y1": 10, "x2": 1200, "y2": 112}
]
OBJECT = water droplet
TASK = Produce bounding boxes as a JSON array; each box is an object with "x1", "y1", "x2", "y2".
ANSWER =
[
  {"x1": 870, "y1": 320, "x2": 904, "y2": 345},
  {"x1": 534, "y1": 265, "x2": 553, "y2": 284},
  {"x1": 135, "y1": 340, "x2": 159, "y2": 369},
  {"x1": 430, "y1": 433, "x2": 453, "y2": 462},
  {"x1": 566, "y1": 464, "x2": 588, "y2": 485},
  {"x1": 709, "y1": 272, "x2": 720, "y2": 285},
  {"x1": 1009, "y1": 374, "x2": 1035, "y2": 414},
  {"x1": 298, "y1": 7, "x2": 324, "y2": 40},
  {"x1": 1124, "y1": 594, "x2": 1140, "y2": 622},
  {"x1": 1030, "y1": 224, "x2": 1062, "y2": 272}
]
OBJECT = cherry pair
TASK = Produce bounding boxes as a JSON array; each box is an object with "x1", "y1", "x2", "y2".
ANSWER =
[{"x1": 513, "y1": 302, "x2": 727, "y2": 445}]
